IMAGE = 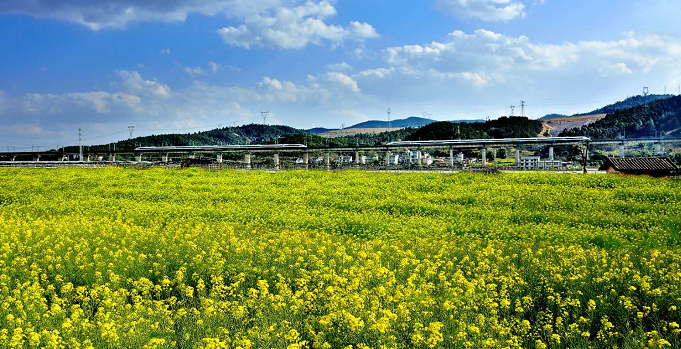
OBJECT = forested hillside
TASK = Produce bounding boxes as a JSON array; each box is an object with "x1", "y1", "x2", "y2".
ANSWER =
[
  {"x1": 574, "y1": 94, "x2": 675, "y2": 116},
  {"x1": 406, "y1": 116, "x2": 543, "y2": 141},
  {"x1": 561, "y1": 95, "x2": 681, "y2": 138},
  {"x1": 63, "y1": 124, "x2": 305, "y2": 152}
]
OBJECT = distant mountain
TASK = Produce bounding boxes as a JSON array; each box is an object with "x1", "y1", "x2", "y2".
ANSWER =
[
  {"x1": 451, "y1": 119, "x2": 486, "y2": 123},
  {"x1": 308, "y1": 127, "x2": 336, "y2": 134},
  {"x1": 348, "y1": 116, "x2": 436, "y2": 129},
  {"x1": 561, "y1": 95, "x2": 681, "y2": 139},
  {"x1": 540, "y1": 114, "x2": 569, "y2": 120}
]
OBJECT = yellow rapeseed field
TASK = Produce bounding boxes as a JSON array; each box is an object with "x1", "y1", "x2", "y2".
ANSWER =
[{"x1": 0, "y1": 168, "x2": 680, "y2": 348}]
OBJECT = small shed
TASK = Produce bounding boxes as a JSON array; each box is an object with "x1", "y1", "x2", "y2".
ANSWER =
[{"x1": 599, "y1": 157, "x2": 679, "y2": 177}]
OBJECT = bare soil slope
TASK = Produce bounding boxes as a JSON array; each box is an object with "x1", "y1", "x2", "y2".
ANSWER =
[{"x1": 545, "y1": 114, "x2": 606, "y2": 136}]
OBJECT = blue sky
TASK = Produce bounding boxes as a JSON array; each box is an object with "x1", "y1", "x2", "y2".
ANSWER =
[{"x1": 1, "y1": 0, "x2": 680, "y2": 148}]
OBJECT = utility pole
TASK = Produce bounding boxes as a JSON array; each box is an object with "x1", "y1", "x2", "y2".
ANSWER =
[
  {"x1": 79, "y1": 127, "x2": 83, "y2": 161},
  {"x1": 128, "y1": 125, "x2": 134, "y2": 139},
  {"x1": 509, "y1": 106, "x2": 515, "y2": 117},
  {"x1": 387, "y1": 108, "x2": 391, "y2": 130},
  {"x1": 261, "y1": 111, "x2": 269, "y2": 125},
  {"x1": 520, "y1": 101, "x2": 525, "y2": 117}
]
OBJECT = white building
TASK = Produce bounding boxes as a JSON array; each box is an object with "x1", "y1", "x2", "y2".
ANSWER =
[{"x1": 518, "y1": 156, "x2": 564, "y2": 170}]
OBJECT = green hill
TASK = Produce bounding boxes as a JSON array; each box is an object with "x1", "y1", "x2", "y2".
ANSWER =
[
  {"x1": 574, "y1": 94, "x2": 675, "y2": 116},
  {"x1": 406, "y1": 117, "x2": 543, "y2": 141},
  {"x1": 561, "y1": 95, "x2": 681, "y2": 139},
  {"x1": 62, "y1": 124, "x2": 306, "y2": 152}
]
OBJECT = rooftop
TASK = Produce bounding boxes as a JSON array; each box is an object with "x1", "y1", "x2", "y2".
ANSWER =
[{"x1": 599, "y1": 157, "x2": 679, "y2": 172}]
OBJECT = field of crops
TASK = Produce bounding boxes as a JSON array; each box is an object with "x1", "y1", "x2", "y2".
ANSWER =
[{"x1": 0, "y1": 168, "x2": 680, "y2": 348}]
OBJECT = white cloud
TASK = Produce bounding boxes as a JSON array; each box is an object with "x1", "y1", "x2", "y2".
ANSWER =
[
  {"x1": 258, "y1": 77, "x2": 306, "y2": 102},
  {"x1": 184, "y1": 66, "x2": 208, "y2": 77},
  {"x1": 358, "y1": 67, "x2": 395, "y2": 79},
  {"x1": 326, "y1": 62, "x2": 353, "y2": 71},
  {"x1": 209, "y1": 61, "x2": 223, "y2": 73},
  {"x1": 18, "y1": 91, "x2": 142, "y2": 116},
  {"x1": 160, "y1": 48, "x2": 171, "y2": 54},
  {"x1": 381, "y1": 29, "x2": 681, "y2": 85},
  {"x1": 114, "y1": 70, "x2": 171, "y2": 98},
  {"x1": 599, "y1": 62, "x2": 633, "y2": 76},
  {"x1": 324, "y1": 72, "x2": 360, "y2": 93},
  {"x1": 435, "y1": 0, "x2": 526, "y2": 21},
  {"x1": 0, "y1": 0, "x2": 282, "y2": 30},
  {"x1": 217, "y1": 1, "x2": 379, "y2": 49}
]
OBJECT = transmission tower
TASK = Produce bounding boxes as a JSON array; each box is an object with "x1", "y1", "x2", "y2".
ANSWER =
[
  {"x1": 509, "y1": 106, "x2": 515, "y2": 117},
  {"x1": 520, "y1": 101, "x2": 525, "y2": 117},
  {"x1": 78, "y1": 127, "x2": 83, "y2": 161},
  {"x1": 387, "y1": 108, "x2": 391, "y2": 130},
  {"x1": 261, "y1": 111, "x2": 269, "y2": 125},
  {"x1": 127, "y1": 125, "x2": 135, "y2": 139},
  {"x1": 643, "y1": 87, "x2": 649, "y2": 112}
]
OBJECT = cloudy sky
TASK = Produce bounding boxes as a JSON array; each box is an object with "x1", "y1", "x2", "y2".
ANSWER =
[{"x1": 1, "y1": 0, "x2": 681, "y2": 149}]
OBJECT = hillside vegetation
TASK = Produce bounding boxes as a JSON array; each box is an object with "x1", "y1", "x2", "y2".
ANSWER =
[
  {"x1": 406, "y1": 116, "x2": 543, "y2": 141},
  {"x1": 1, "y1": 169, "x2": 680, "y2": 348},
  {"x1": 574, "y1": 94, "x2": 676, "y2": 117},
  {"x1": 561, "y1": 95, "x2": 681, "y2": 138}
]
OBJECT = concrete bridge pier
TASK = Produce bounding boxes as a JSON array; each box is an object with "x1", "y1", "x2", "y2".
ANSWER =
[
  {"x1": 515, "y1": 148, "x2": 520, "y2": 167},
  {"x1": 619, "y1": 144, "x2": 625, "y2": 158},
  {"x1": 655, "y1": 143, "x2": 662, "y2": 154},
  {"x1": 216, "y1": 153, "x2": 223, "y2": 164},
  {"x1": 417, "y1": 150, "x2": 423, "y2": 167},
  {"x1": 12, "y1": 156, "x2": 16, "y2": 162},
  {"x1": 549, "y1": 146, "x2": 554, "y2": 161},
  {"x1": 135, "y1": 154, "x2": 142, "y2": 163},
  {"x1": 189, "y1": 154, "x2": 196, "y2": 159},
  {"x1": 303, "y1": 152, "x2": 309, "y2": 170},
  {"x1": 273, "y1": 153, "x2": 280, "y2": 170},
  {"x1": 325, "y1": 152, "x2": 330, "y2": 170},
  {"x1": 161, "y1": 154, "x2": 169, "y2": 163},
  {"x1": 361, "y1": 155, "x2": 366, "y2": 165},
  {"x1": 86, "y1": 155, "x2": 91, "y2": 162},
  {"x1": 33, "y1": 155, "x2": 40, "y2": 162},
  {"x1": 449, "y1": 147, "x2": 454, "y2": 168},
  {"x1": 354, "y1": 151, "x2": 360, "y2": 168},
  {"x1": 244, "y1": 153, "x2": 252, "y2": 169},
  {"x1": 109, "y1": 154, "x2": 116, "y2": 162},
  {"x1": 385, "y1": 151, "x2": 392, "y2": 167},
  {"x1": 481, "y1": 147, "x2": 487, "y2": 166}
]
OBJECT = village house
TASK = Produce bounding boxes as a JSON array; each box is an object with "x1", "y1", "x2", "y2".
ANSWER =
[{"x1": 599, "y1": 157, "x2": 679, "y2": 177}]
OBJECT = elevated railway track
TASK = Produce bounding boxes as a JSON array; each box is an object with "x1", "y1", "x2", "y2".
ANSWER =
[{"x1": 0, "y1": 137, "x2": 679, "y2": 170}]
